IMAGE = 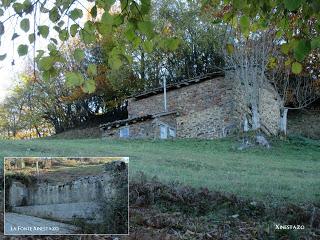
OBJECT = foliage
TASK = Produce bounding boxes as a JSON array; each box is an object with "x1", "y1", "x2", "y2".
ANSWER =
[
  {"x1": 126, "y1": 0, "x2": 225, "y2": 90},
  {"x1": 0, "y1": 69, "x2": 53, "y2": 139},
  {"x1": 0, "y1": 0, "x2": 180, "y2": 88},
  {"x1": 0, "y1": 0, "x2": 227, "y2": 138},
  {"x1": 202, "y1": 0, "x2": 320, "y2": 74},
  {"x1": 102, "y1": 162, "x2": 128, "y2": 234}
]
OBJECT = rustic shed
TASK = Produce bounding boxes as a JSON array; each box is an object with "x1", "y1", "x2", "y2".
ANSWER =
[{"x1": 100, "y1": 71, "x2": 281, "y2": 139}]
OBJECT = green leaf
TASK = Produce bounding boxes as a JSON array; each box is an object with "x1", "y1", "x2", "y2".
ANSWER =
[
  {"x1": 98, "y1": 12, "x2": 113, "y2": 35},
  {"x1": 101, "y1": 0, "x2": 116, "y2": 9},
  {"x1": 47, "y1": 43, "x2": 56, "y2": 51},
  {"x1": 17, "y1": 44, "x2": 28, "y2": 56},
  {"x1": 2, "y1": 0, "x2": 11, "y2": 7},
  {"x1": 70, "y1": 24, "x2": 78, "y2": 37},
  {"x1": 38, "y1": 25, "x2": 49, "y2": 38},
  {"x1": 292, "y1": 62, "x2": 302, "y2": 74},
  {"x1": 73, "y1": 48, "x2": 85, "y2": 61},
  {"x1": 132, "y1": 37, "x2": 141, "y2": 49},
  {"x1": 109, "y1": 56, "x2": 122, "y2": 70},
  {"x1": 0, "y1": 22, "x2": 4, "y2": 36},
  {"x1": 23, "y1": 0, "x2": 33, "y2": 14},
  {"x1": 137, "y1": 21, "x2": 154, "y2": 39},
  {"x1": 113, "y1": 14, "x2": 124, "y2": 26},
  {"x1": 284, "y1": 58, "x2": 292, "y2": 66},
  {"x1": 65, "y1": 72, "x2": 84, "y2": 87},
  {"x1": 80, "y1": 29, "x2": 95, "y2": 44},
  {"x1": 49, "y1": 7, "x2": 60, "y2": 23},
  {"x1": 268, "y1": 56, "x2": 277, "y2": 69},
  {"x1": 13, "y1": 3, "x2": 24, "y2": 16},
  {"x1": 0, "y1": 53, "x2": 7, "y2": 61},
  {"x1": 240, "y1": 15, "x2": 250, "y2": 32},
  {"x1": 36, "y1": 50, "x2": 45, "y2": 60},
  {"x1": 69, "y1": 8, "x2": 83, "y2": 20},
  {"x1": 87, "y1": 63, "x2": 97, "y2": 76},
  {"x1": 125, "y1": 27, "x2": 135, "y2": 41},
  {"x1": 284, "y1": 0, "x2": 302, "y2": 11},
  {"x1": 83, "y1": 79, "x2": 96, "y2": 93},
  {"x1": 80, "y1": 21, "x2": 96, "y2": 44},
  {"x1": 58, "y1": 29, "x2": 69, "y2": 41},
  {"x1": 232, "y1": 0, "x2": 243, "y2": 9},
  {"x1": 230, "y1": 16, "x2": 238, "y2": 28},
  {"x1": 40, "y1": 4, "x2": 49, "y2": 13},
  {"x1": 97, "y1": 22, "x2": 112, "y2": 35},
  {"x1": 280, "y1": 43, "x2": 290, "y2": 54},
  {"x1": 294, "y1": 40, "x2": 311, "y2": 61},
  {"x1": 50, "y1": 38, "x2": 58, "y2": 45},
  {"x1": 57, "y1": 20, "x2": 65, "y2": 27},
  {"x1": 141, "y1": 0, "x2": 151, "y2": 14},
  {"x1": 166, "y1": 38, "x2": 180, "y2": 51},
  {"x1": 11, "y1": 33, "x2": 19, "y2": 40},
  {"x1": 20, "y1": 18, "x2": 30, "y2": 32},
  {"x1": 226, "y1": 43, "x2": 234, "y2": 54},
  {"x1": 38, "y1": 56, "x2": 54, "y2": 71},
  {"x1": 142, "y1": 40, "x2": 153, "y2": 53},
  {"x1": 102, "y1": 11, "x2": 114, "y2": 24},
  {"x1": 53, "y1": 26, "x2": 61, "y2": 32},
  {"x1": 90, "y1": 5, "x2": 97, "y2": 18},
  {"x1": 311, "y1": 37, "x2": 320, "y2": 49},
  {"x1": 28, "y1": 33, "x2": 35, "y2": 43},
  {"x1": 0, "y1": 9, "x2": 4, "y2": 17}
]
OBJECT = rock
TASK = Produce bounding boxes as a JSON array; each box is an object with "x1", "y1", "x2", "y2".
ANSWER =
[
  {"x1": 255, "y1": 135, "x2": 271, "y2": 148},
  {"x1": 237, "y1": 137, "x2": 253, "y2": 150}
]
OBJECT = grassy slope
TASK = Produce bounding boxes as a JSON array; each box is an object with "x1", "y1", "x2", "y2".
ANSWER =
[{"x1": 0, "y1": 137, "x2": 319, "y2": 204}]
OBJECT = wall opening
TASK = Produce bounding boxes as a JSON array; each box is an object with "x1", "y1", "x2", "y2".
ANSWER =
[
  {"x1": 119, "y1": 126, "x2": 129, "y2": 138},
  {"x1": 160, "y1": 125, "x2": 168, "y2": 139}
]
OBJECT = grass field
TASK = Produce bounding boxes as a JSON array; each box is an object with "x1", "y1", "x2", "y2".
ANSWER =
[{"x1": 0, "y1": 137, "x2": 319, "y2": 205}]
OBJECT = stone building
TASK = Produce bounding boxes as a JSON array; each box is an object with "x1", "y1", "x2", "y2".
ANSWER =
[{"x1": 100, "y1": 72, "x2": 281, "y2": 139}]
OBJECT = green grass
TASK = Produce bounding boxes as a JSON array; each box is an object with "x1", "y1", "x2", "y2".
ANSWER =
[{"x1": 0, "y1": 137, "x2": 319, "y2": 205}]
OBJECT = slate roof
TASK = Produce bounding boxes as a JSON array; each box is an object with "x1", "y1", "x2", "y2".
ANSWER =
[
  {"x1": 100, "y1": 111, "x2": 177, "y2": 130},
  {"x1": 130, "y1": 71, "x2": 224, "y2": 100}
]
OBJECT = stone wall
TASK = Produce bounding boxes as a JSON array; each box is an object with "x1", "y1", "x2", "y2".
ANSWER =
[
  {"x1": 7, "y1": 162, "x2": 128, "y2": 224},
  {"x1": 128, "y1": 77, "x2": 227, "y2": 118},
  {"x1": 127, "y1": 77, "x2": 238, "y2": 139},
  {"x1": 176, "y1": 107, "x2": 235, "y2": 139},
  {"x1": 104, "y1": 75, "x2": 282, "y2": 139},
  {"x1": 102, "y1": 114, "x2": 177, "y2": 139},
  {"x1": 102, "y1": 119, "x2": 155, "y2": 139},
  {"x1": 259, "y1": 86, "x2": 281, "y2": 135},
  {"x1": 287, "y1": 109, "x2": 320, "y2": 139},
  {"x1": 231, "y1": 80, "x2": 281, "y2": 135},
  {"x1": 9, "y1": 174, "x2": 114, "y2": 207}
]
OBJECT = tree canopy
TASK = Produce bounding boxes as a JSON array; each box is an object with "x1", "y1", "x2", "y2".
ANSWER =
[
  {"x1": 0, "y1": 0, "x2": 319, "y2": 138},
  {"x1": 0, "y1": 0, "x2": 319, "y2": 79}
]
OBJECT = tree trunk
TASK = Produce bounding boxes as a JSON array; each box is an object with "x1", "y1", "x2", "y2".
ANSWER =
[
  {"x1": 34, "y1": 125, "x2": 41, "y2": 138},
  {"x1": 243, "y1": 115, "x2": 249, "y2": 132},
  {"x1": 251, "y1": 103, "x2": 260, "y2": 131},
  {"x1": 140, "y1": 50, "x2": 145, "y2": 80},
  {"x1": 279, "y1": 108, "x2": 288, "y2": 136}
]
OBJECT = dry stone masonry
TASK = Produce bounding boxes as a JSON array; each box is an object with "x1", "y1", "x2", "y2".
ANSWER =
[
  {"x1": 101, "y1": 72, "x2": 282, "y2": 139},
  {"x1": 7, "y1": 161, "x2": 128, "y2": 224}
]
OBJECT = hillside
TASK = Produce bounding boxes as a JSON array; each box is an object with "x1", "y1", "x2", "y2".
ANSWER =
[{"x1": 1, "y1": 137, "x2": 319, "y2": 204}]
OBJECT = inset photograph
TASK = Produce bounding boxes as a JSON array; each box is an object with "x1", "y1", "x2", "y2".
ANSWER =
[{"x1": 4, "y1": 157, "x2": 129, "y2": 235}]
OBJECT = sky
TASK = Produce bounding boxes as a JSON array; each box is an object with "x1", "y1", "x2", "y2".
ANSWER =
[{"x1": 0, "y1": 6, "x2": 41, "y2": 102}]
